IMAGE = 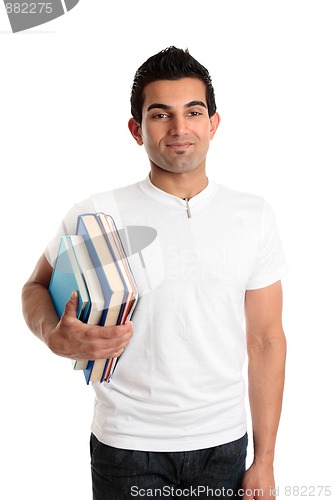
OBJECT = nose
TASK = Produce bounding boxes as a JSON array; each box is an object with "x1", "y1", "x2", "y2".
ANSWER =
[{"x1": 169, "y1": 116, "x2": 189, "y2": 136}]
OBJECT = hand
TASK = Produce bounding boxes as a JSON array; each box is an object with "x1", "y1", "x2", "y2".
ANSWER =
[
  {"x1": 45, "y1": 291, "x2": 133, "y2": 360},
  {"x1": 242, "y1": 462, "x2": 275, "y2": 500}
]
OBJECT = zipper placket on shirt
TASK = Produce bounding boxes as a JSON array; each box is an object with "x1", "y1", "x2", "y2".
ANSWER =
[{"x1": 183, "y1": 198, "x2": 192, "y2": 218}]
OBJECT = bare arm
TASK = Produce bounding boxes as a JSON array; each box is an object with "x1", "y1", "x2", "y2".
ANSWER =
[
  {"x1": 242, "y1": 280, "x2": 286, "y2": 500},
  {"x1": 22, "y1": 254, "x2": 133, "y2": 361}
]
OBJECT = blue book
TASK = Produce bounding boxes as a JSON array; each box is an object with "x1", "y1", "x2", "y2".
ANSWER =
[
  {"x1": 49, "y1": 236, "x2": 90, "y2": 371},
  {"x1": 49, "y1": 236, "x2": 89, "y2": 321}
]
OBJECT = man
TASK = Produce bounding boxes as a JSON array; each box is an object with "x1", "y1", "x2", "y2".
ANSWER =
[{"x1": 22, "y1": 47, "x2": 287, "y2": 499}]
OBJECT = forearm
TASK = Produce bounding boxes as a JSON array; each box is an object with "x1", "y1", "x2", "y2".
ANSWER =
[
  {"x1": 248, "y1": 331, "x2": 286, "y2": 465},
  {"x1": 22, "y1": 281, "x2": 59, "y2": 345}
]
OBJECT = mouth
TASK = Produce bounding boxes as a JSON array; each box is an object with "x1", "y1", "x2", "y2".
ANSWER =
[{"x1": 166, "y1": 142, "x2": 193, "y2": 152}]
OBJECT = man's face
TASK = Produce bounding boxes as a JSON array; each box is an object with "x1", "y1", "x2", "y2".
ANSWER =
[{"x1": 129, "y1": 78, "x2": 220, "y2": 176}]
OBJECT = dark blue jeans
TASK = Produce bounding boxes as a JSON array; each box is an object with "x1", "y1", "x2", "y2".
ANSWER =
[{"x1": 90, "y1": 433, "x2": 247, "y2": 499}]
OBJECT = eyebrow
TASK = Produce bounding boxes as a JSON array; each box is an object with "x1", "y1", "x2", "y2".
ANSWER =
[{"x1": 146, "y1": 100, "x2": 207, "y2": 112}]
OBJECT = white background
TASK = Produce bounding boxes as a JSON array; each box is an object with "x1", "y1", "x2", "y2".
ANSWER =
[{"x1": 1, "y1": 1, "x2": 332, "y2": 498}]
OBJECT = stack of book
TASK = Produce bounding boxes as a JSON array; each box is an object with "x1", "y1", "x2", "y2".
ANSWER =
[{"x1": 49, "y1": 213, "x2": 139, "y2": 384}]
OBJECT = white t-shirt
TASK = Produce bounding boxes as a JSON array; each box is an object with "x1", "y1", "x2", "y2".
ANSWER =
[{"x1": 45, "y1": 176, "x2": 288, "y2": 452}]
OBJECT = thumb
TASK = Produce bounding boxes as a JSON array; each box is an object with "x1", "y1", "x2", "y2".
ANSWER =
[{"x1": 63, "y1": 290, "x2": 79, "y2": 317}]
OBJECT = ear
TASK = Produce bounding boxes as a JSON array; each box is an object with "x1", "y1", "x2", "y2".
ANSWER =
[
  {"x1": 209, "y1": 112, "x2": 221, "y2": 140},
  {"x1": 128, "y1": 118, "x2": 143, "y2": 145}
]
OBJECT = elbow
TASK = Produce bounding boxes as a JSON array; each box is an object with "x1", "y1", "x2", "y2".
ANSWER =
[{"x1": 247, "y1": 327, "x2": 287, "y2": 354}]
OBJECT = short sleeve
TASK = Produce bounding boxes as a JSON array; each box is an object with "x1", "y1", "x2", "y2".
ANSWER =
[{"x1": 246, "y1": 201, "x2": 288, "y2": 290}]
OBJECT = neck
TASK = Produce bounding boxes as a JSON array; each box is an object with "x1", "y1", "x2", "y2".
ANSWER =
[{"x1": 149, "y1": 166, "x2": 208, "y2": 200}]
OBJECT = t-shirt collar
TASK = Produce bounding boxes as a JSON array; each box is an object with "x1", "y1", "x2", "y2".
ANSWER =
[{"x1": 139, "y1": 174, "x2": 217, "y2": 211}]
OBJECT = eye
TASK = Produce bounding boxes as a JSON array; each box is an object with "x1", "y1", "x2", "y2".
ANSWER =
[
  {"x1": 189, "y1": 111, "x2": 203, "y2": 117},
  {"x1": 152, "y1": 113, "x2": 169, "y2": 119}
]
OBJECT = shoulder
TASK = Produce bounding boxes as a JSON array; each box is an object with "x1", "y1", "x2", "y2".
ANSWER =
[
  {"x1": 211, "y1": 182, "x2": 282, "y2": 238},
  {"x1": 91, "y1": 180, "x2": 143, "y2": 203},
  {"x1": 45, "y1": 180, "x2": 144, "y2": 266},
  {"x1": 213, "y1": 181, "x2": 267, "y2": 213}
]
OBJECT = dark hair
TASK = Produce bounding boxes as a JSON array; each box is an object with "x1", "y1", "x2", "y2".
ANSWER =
[{"x1": 130, "y1": 46, "x2": 217, "y2": 124}]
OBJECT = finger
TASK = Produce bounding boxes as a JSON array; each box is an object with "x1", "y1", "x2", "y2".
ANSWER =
[
  {"x1": 90, "y1": 322, "x2": 133, "y2": 340},
  {"x1": 84, "y1": 339, "x2": 129, "y2": 360},
  {"x1": 97, "y1": 333, "x2": 132, "y2": 352},
  {"x1": 63, "y1": 290, "x2": 79, "y2": 318}
]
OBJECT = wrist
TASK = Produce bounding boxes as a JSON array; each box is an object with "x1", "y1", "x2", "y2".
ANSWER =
[
  {"x1": 253, "y1": 451, "x2": 275, "y2": 468},
  {"x1": 40, "y1": 317, "x2": 58, "y2": 347}
]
